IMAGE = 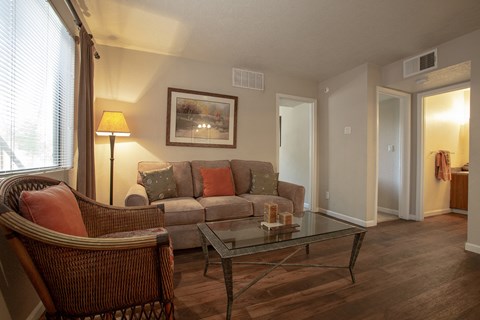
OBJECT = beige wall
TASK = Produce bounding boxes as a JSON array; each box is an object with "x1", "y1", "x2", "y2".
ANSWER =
[
  {"x1": 423, "y1": 89, "x2": 470, "y2": 215},
  {"x1": 317, "y1": 63, "x2": 380, "y2": 225},
  {"x1": 93, "y1": 45, "x2": 318, "y2": 206}
]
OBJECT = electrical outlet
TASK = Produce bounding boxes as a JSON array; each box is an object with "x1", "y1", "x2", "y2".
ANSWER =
[{"x1": 325, "y1": 191, "x2": 330, "y2": 199}]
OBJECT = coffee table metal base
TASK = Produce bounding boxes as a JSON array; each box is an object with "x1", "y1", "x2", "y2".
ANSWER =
[{"x1": 199, "y1": 232, "x2": 365, "y2": 320}]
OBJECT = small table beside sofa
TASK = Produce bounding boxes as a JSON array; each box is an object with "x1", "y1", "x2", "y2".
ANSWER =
[{"x1": 125, "y1": 159, "x2": 305, "y2": 250}]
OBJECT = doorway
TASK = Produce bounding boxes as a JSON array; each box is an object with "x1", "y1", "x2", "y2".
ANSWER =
[
  {"x1": 416, "y1": 83, "x2": 470, "y2": 220},
  {"x1": 376, "y1": 87, "x2": 411, "y2": 223},
  {"x1": 276, "y1": 94, "x2": 317, "y2": 210}
]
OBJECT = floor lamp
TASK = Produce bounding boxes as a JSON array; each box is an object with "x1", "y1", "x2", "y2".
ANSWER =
[{"x1": 96, "y1": 111, "x2": 130, "y2": 205}]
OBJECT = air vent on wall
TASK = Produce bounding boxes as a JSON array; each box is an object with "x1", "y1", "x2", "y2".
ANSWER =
[
  {"x1": 232, "y1": 68, "x2": 264, "y2": 91},
  {"x1": 403, "y1": 49, "x2": 437, "y2": 78}
]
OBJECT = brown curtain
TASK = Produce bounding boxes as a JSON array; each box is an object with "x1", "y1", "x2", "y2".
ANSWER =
[{"x1": 76, "y1": 26, "x2": 96, "y2": 199}]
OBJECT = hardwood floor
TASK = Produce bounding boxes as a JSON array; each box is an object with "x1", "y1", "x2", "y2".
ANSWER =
[{"x1": 172, "y1": 213, "x2": 480, "y2": 319}]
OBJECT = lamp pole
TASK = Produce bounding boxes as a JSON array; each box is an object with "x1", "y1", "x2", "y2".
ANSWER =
[{"x1": 108, "y1": 135, "x2": 116, "y2": 205}]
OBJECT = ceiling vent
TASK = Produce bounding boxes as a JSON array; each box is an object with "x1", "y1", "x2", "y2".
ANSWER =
[
  {"x1": 403, "y1": 49, "x2": 437, "y2": 78},
  {"x1": 232, "y1": 68, "x2": 264, "y2": 91}
]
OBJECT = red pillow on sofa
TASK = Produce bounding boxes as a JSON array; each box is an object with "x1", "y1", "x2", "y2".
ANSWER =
[
  {"x1": 19, "y1": 183, "x2": 88, "y2": 237},
  {"x1": 200, "y1": 167, "x2": 235, "y2": 197}
]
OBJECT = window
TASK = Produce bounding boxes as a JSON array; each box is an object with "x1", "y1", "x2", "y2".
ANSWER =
[{"x1": 0, "y1": 0, "x2": 75, "y2": 175}]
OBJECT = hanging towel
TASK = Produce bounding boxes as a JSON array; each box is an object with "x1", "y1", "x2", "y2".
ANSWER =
[{"x1": 435, "y1": 150, "x2": 451, "y2": 181}]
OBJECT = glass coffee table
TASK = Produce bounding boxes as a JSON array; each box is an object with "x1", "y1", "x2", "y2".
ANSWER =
[{"x1": 197, "y1": 211, "x2": 366, "y2": 319}]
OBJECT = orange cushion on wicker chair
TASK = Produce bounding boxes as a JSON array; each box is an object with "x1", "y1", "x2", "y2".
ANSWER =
[
  {"x1": 19, "y1": 183, "x2": 88, "y2": 237},
  {"x1": 200, "y1": 167, "x2": 235, "y2": 197}
]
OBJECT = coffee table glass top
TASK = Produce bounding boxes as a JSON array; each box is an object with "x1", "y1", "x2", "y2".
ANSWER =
[{"x1": 203, "y1": 211, "x2": 362, "y2": 250}]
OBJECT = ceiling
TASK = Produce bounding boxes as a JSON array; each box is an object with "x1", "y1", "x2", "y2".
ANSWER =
[{"x1": 74, "y1": 0, "x2": 480, "y2": 83}]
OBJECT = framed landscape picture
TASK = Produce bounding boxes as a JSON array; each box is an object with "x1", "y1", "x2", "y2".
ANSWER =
[{"x1": 166, "y1": 88, "x2": 238, "y2": 148}]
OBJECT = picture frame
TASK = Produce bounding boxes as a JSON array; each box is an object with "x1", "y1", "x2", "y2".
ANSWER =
[{"x1": 166, "y1": 87, "x2": 238, "y2": 148}]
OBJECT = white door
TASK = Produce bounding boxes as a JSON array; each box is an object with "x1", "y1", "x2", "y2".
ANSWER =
[
  {"x1": 276, "y1": 94, "x2": 317, "y2": 210},
  {"x1": 376, "y1": 87, "x2": 411, "y2": 222}
]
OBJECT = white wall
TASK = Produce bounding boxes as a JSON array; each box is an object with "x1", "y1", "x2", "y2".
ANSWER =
[
  {"x1": 279, "y1": 103, "x2": 311, "y2": 207},
  {"x1": 317, "y1": 63, "x2": 380, "y2": 226},
  {"x1": 93, "y1": 45, "x2": 318, "y2": 206},
  {"x1": 423, "y1": 89, "x2": 470, "y2": 215},
  {"x1": 378, "y1": 97, "x2": 400, "y2": 212}
]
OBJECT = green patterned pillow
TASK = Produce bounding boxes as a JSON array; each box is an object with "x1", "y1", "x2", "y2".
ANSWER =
[
  {"x1": 250, "y1": 170, "x2": 279, "y2": 195},
  {"x1": 139, "y1": 166, "x2": 177, "y2": 202}
]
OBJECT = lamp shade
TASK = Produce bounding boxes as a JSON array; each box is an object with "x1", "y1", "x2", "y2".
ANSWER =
[{"x1": 96, "y1": 111, "x2": 131, "y2": 136}]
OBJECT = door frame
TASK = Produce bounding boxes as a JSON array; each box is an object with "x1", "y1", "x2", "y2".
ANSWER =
[
  {"x1": 276, "y1": 93, "x2": 318, "y2": 210},
  {"x1": 376, "y1": 87, "x2": 411, "y2": 222},
  {"x1": 415, "y1": 82, "x2": 470, "y2": 221}
]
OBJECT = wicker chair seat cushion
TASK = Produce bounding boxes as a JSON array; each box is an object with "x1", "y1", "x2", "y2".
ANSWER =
[
  {"x1": 19, "y1": 182, "x2": 88, "y2": 237},
  {"x1": 100, "y1": 227, "x2": 174, "y2": 271}
]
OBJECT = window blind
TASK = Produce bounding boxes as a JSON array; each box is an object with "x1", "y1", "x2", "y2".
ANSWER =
[{"x1": 0, "y1": 0, "x2": 74, "y2": 175}]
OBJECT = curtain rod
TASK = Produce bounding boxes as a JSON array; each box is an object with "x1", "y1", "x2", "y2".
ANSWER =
[{"x1": 64, "y1": 0, "x2": 100, "y2": 59}]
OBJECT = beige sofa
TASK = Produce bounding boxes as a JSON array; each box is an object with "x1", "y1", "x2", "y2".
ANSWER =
[{"x1": 125, "y1": 159, "x2": 305, "y2": 249}]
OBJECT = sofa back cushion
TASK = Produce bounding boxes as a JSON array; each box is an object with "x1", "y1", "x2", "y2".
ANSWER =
[
  {"x1": 137, "y1": 161, "x2": 193, "y2": 197},
  {"x1": 230, "y1": 159, "x2": 275, "y2": 195},
  {"x1": 191, "y1": 160, "x2": 231, "y2": 197}
]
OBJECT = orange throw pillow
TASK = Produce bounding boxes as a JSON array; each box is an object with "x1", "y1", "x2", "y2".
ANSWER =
[
  {"x1": 200, "y1": 167, "x2": 235, "y2": 197},
  {"x1": 19, "y1": 183, "x2": 88, "y2": 237}
]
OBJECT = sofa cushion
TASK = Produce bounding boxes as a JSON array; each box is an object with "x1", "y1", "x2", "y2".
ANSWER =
[
  {"x1": 200, "y1": 167, "x2": 235, "y2": 197},
  {"x1": 139, "y1": 166, "x2": 177, "y2": 202},
  {"x1": 19, "y1": 183, "x2": 88, "y2": 237},
  {"x1": 250, "y1": 170, "x2": 279, "y2": 195},
  {"x1": 197, "y1": 196, "x2": 252, "y2": 221},
  {"x1": 240, "y1": 194, "x2": 294, "y2": 217},
  {"x1": 191, "y1": 160, "x2": 231, "y2": 197},
  {"x1": 138, "y1": 161, "x2": 194, "y2": 197},
  {"x1": 151, "y1": 197, "x2": 205, "y2": 226},
  {"x1": 230, "y1": 160, "x2": 275, "y2": 195}
]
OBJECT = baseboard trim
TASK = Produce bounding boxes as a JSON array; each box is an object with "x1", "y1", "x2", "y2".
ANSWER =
[
  {"x1": 465, "y1": 242, "x2": 480, "y2": 254},
  {"x1": 409, "y1": 214, "x2": 420, "y2": 221},
  {"x1": 25, "y1": 302, "x2": 44, "y2": 320},
  {"x1": 323, "y1": 209, "x2": 373, "y2": 227},
  {"x1": 424, "y1": 208, "x2": 451, "y2": 217},
  {"x1": 314, "y1": 207, "x2": 325, "y2": 213},
  {"x1": 451, "y1": 209, "x2": 468, "y2": 215},
  {"x1": 377, "y1": 206, "x2": 399, "y2": 215}
]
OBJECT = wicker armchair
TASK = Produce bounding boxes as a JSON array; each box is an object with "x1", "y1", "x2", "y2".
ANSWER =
[{"x1": 0, "y1": 175, "x2": 174, "y2": 320}]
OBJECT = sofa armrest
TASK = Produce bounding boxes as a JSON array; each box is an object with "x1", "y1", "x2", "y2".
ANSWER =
[
  {"x1": 278, "y1": 181, "x2": 305, "y2": 213},
  {"x1": 125, "y1": 184, "x2": 149, "y2": 207}
]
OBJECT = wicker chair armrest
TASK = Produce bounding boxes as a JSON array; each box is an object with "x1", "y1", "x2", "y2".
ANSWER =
[
  {"x1": 278, "y1": 180, "x2": 305, "y2": 213},
  {"x1": 0, "y1": 209, "x2": 169, "y2": 249},
  {"x1": 125, "y1": 184, "x2": 149, "y2": 206},
  {"x1": 0, "y1": 207, "x2": 175, "y2": 314},
  {"x1": 69, "y1": 188, "x2": 164, "y2": 237}
]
